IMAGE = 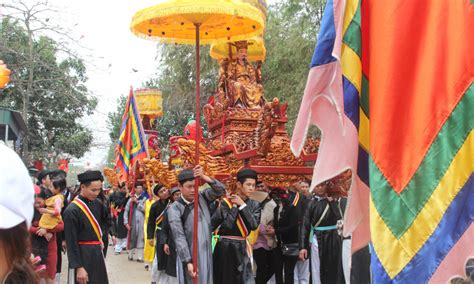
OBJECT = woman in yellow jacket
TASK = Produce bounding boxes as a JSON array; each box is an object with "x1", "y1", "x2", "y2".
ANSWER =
[{"x1": 143, "y1": 185, "x2": 159, "y2": 270}]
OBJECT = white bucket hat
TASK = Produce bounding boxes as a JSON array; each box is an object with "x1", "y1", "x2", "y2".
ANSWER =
[{"x1": 0, "y1": 143, "x2": 34, "y2": 229}]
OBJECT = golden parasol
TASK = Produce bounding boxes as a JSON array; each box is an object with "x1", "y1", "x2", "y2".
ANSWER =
[
  {"x1": 134, "y1": 88, "x2": 164, "y2": 119},
  {"x1": 131, "y1": 0, "x2": 265, "y2": 45},
  {"x1": 209, "y1": 0, "x2": 267, "y2": 61},
  {"x1": 210, "y1": 36, "x2": 266, "y2": 61},
  {"x1": 130, "y1": 1, "x2": 265, "y2": 281}
]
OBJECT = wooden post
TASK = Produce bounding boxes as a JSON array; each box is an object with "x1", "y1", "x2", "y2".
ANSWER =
[{"x1": 192, "y1": 22, "x2": 201, "y2": 284}]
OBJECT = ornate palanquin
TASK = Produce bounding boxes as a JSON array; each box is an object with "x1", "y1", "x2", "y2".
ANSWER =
[
  {"x1": 135, "y1": 39, "x2": 350, "y2": 196},
  {"x1": 174, "y1": 38, "x2": 348, "y2": 191}
]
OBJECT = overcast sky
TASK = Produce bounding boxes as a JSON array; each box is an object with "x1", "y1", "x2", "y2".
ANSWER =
[
  {"x1": 46, "y1": 0, "x2": 165, "y2": 168},
  {"x1": 41, "y1": 0, "x2": 274, "y2": 169}
]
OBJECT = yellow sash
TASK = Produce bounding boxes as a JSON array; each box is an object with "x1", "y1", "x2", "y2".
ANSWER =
[
  {"x1": 155, "y1": 214, "x2": 164, "y2": 226},
  {"x1": 223, "y1": 198, "x2": 249, "y2": 237},
  {"x1": 155, "y1": 201, "x2": 171, "y2": 229},
  {"x1": 221, "y1": 198, "x2": 257, "y2": 271},
  {"x1": 292, "y1": 192, "x2": 300, "y2": 207},
  {"x1": 72, "y1": 198, "x2": 103, "y2": 243}
]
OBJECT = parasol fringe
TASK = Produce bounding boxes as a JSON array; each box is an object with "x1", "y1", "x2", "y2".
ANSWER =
[{"x1": 131, "y1": 28, "x2": 263, "y2": 45}]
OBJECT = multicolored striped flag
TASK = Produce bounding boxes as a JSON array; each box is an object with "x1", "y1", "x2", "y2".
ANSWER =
[
  {"x1": 292, "y1": 0, "x2": 473, "y2": 282},
  {"x1": 115, "y1": 88, "x2": 148, "y2": 182},
  {"x1": 365, "y1": 0, "x2": 473, "y2": 282}
]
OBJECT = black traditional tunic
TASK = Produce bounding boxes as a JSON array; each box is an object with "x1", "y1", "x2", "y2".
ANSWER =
[
  {"x1": 63, "y1": 195, "x2": 109, "y2": 284},
  {"x1": 109, "y1": 191, "x2": 129, "y2": 239},
  {"x1": 273, "y1": 192, "x2": 302, "y2": 284},
  {"x1": 159, "y1": 210, "x2": 178, "y2": 277},
  {"x1": 147, "y1": 198, "x2": 171, "y2": 271},
  {"x1": 98, "y1": 193, "x2": 113, "y2": 257},
  {"x1": 213, "y1": 198, "x2": 261, "y2": 284},
  {"x1": 300, "y1": 198, "x2": 344, "y2": 284}
]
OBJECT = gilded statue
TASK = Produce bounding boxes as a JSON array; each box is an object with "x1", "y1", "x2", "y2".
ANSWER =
[{"x1": 222, "y1": 41, "x2": 265, "y2": 109}]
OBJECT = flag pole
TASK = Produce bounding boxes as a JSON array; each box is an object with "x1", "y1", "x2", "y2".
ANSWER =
[{"x1": 191, "y1": 23, "x2": 201, "y2": 284}]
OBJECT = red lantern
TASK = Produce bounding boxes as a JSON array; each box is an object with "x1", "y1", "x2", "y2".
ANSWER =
[
  {"x1": 184, "y1": 119, "x2": 203, "y2": 141},
  {"x1": 0, "y1": 60, "x2": 11, "y2": 89}
]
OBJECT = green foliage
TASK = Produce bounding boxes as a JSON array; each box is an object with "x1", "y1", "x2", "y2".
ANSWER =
[
  {"x1": 0, "y1": 16, "x2": 97, "y2": 161},
  {"x1": 263, "y1": 0, "x2": 325, "y2": 133},
  {"x1": 143, "y1": 44, "x2": 217, "y2": 152},
  {"x1": 148, "y1": 44, "x2": 218, "y2": 112},
  {"x1": 54, "y1": 127, "x2": 93, "y2": 158}
]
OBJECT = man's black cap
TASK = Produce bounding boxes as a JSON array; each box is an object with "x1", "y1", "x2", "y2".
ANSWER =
[
  {"x1": 37, "y1": 170, "x2": 52, "y2": 182},
  {"x1": 170, "y1": 187, "x2": 180, "y2": 195},
  {"x1": 178, "y1": 169, "x2": 195, "y2": 183},
  {"x1": 50, "y1": 169, "x2": 67, "y2": 179},
  {"x1": 237, "y1": 168, "x2": 258, "y2": 181},
  {"x1": 77, "y1": 170, "x2": 104, "y2": 184},
  {"x1": 152, "y1": 183, "x2": 164, "y2": 195}
]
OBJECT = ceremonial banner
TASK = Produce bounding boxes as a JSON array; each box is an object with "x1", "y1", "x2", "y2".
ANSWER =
[
  {"x1": 115, "y1": 89, "x2": 148, "y2": 181},
  {"x1": 365, "y1": 0, "x2": 473, "y2": 282},
  {"x1": 292, "y1": 0, "x2": 473, "y2": 282}
]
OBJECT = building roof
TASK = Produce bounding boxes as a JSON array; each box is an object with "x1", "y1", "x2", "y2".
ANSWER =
[{"x1": 0, "y1": 107, "x2": 27, "y2": 141}]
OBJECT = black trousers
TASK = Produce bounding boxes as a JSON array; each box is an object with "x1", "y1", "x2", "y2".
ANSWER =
[
  {"x1": 283, "y1": 255, "x2": 298, "y2": 284},
  {"x1": 350, "y1": 245, "x2": 371, "y2": 284},
  {"x1": 274, "y1": 247, "x2": 298, "y2": 284},
  {"x1": 317, "y1": 231, "x2": 344, "y2": 284},
  {"x1": 254, "y1": 248, "x2": 275, "y2": 284},
  {"x1": 56, "y1": 233, "x2": 63, "y2": 273}
]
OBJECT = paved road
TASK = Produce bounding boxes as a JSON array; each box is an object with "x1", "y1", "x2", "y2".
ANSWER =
[{"x1": 60, "y1": 246, "x2": 151, "y2": 284}]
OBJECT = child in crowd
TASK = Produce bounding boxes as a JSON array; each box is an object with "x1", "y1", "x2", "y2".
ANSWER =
[
  {"x1": 30, "y1": 190, "x2": 50, "y2": 272},
  {"x1": 38, "y1": 178, "x2": 66, "y2": 230},
  {"x1": 34, "y1": 177, "x2": 66, "y2": 284}
]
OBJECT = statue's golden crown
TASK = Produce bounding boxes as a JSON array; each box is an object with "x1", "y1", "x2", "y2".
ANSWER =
[{"x1": 234, "y1": 40, "x2": 249, "y2": 50}]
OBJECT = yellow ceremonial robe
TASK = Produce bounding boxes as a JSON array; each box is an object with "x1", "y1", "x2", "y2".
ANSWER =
[{"x1": 143, "y1": 198, "x2": 156, "y2": 263}]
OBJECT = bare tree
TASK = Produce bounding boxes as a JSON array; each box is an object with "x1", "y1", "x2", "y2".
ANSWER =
[{"x1": 0, "y1": 0, "x2": 97, "y2": 162}]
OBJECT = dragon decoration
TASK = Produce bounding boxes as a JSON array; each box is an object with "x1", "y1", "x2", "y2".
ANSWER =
[
  {"x1": 103, "y1": 167, "x2": 119, "y2": 188},
  {"x1": 139, "y1": 158, "x2": 178, "y2": 190}
]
